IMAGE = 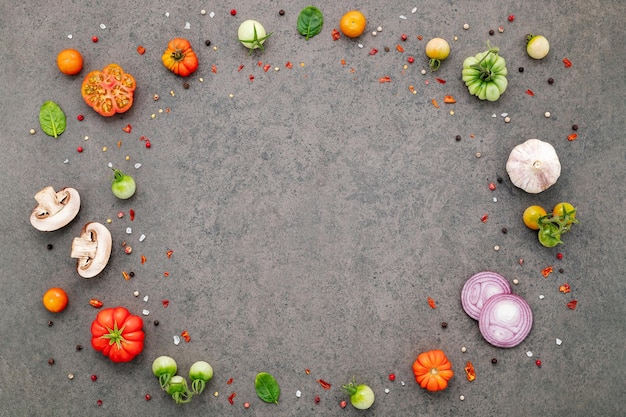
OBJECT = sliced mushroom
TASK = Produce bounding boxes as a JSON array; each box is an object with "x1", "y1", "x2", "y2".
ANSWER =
[
  {"x1": 506, "y1": 139, "x2": 561, "y2": 194},
  {"x1": 30, "y1": 186, "x2": 81, "y2": 231},
  {"x1": 70, "y1": 222, "x2": 112, "y2": 278}
]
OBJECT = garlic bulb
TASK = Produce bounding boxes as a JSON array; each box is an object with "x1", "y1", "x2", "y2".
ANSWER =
[{"x1": 506, "y1": 139, "x2": 561, "y2": 193}]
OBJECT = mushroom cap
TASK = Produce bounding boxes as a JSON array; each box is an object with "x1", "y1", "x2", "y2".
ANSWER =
[
  {"x1": 30, "y1": 187, "x2": 81, "y2": 231},
  {"x1": 70, "y1": 222, "x2": 112, "y2": 278},
  {"x1": 506, "y1": 139, "x2": 561, "y2": 193}
]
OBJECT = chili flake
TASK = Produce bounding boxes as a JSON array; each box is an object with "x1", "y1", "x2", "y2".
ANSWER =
[
  {"x1": 369, "y1": 48, "x2": 378, "y2": 55},
  {"x1": 237, "y1": 64, "x2": 244, "y2": 72},
  {"x1": 541, "y1": 266, "x2": 553, "y2": 277},
  {"x1": 481, "y1": 214, "x2": 488, "y2": 223},
  {"x1": 228, "y1": 392, "x2": 236, "y2": 405},
  {"x1": 286, "y1": 61, "x2": 293, "y2": 69},
  {"x1": 427, "y1": 297, "x2": 437, "y2": 309},
  {"x1": 559, "y1": 283, "x2": 571, "y2": 294},
  {"x1": 379, "y1": 76, "x2": 392, "y2": 83},
  {"x1": 129, "y1": 209, "x2": 135, "y2": 221},
  {"x1": 409, "y1": 85, "x2": 416, "y2": 94},
  {"x1": 226, "y1": 378, "x2": 234, "y2": 385},
  {"x1": 431, "y1": 98, "x2": 440, "y2": 108},
  {"x1": 141, "y1": 255, "x2": 147, "y2": 264},
  {"x1": 567, "y1": 133, "x2": 578, "y2": 141},
  {"x1": 305, "y1": 368, "x2": 311, "y2": 375},
  {"x1": 122, "y1": 271, "x2": 131, "y2": 281},
  {"x1": 341, "y1": 59, "x2": 346, "y2": 66},
  {"x1": 181, "y1": 330, "x2": 191, "y2": 342},
  {"x1": 435, "y1": 78, "x2": 446, "y2": 84},
  {"x1": 212, "y1": 64, "x2": 217, "y2": 73},
  {"x1": 562, "y1": 58, "x2": 572, "y2": 68},
  {"x1": 166, "y1": 250, "x2": 174, "y2": 258},
  {"x1": 567, "y1": 300, "x2": 578, "y2": 310},
  {"x1": 443, "y1": 95, "x2": 456, "y2": 103},
  {"x1": 123, "y1": 124, "x2": 132, "y2": 133},
  {"x1": 396, "y1": 44, "x2": 405, "y2": 53},
  {"x1": 489, "y1": 182, "x2": 497, "y2": 191},
  {"x1": 163, "y1": 271, "x2": 170, "y2": 277},
  {"x1": 89, "y1": 298, "x2": 104, "y2": 308},
  {"x1": 263, "y1": 64, "x2": 271, "y2": 72},
  {"x1": 162, "y1": 300, "x2": 170, "y2": 308},
  {"x1": 464, "y1": 361, "x2": 476, "y2": 381},
  {"x1": 317, "y1": 379, "x2": 332, "y2": 390},
  {"x1": 331, "y1": 29, "x2": 340, "y2": 41},
  {"x1": 137, "y1": 45, "x2": 146, "y2": 55},
  {"x1": 525, "y1": 89, "x2": 535, "y2": 96}
]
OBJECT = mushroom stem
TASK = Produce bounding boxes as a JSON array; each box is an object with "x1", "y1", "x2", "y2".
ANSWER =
[
  {"x1": 30, "y1": 186, "x2": 81, "y2": 231},
  {"x1": 33, "y1": 187, "x2": 71, "y2": 218},
  {"x1": 71, "y1": 235, "x2": 98, "y2": 259},
  {"x1": 70, "y1": 222, "x2": 112, "y2": 278}
]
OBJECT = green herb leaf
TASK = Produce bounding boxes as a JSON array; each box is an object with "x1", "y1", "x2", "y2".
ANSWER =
[
  {"x1": 297, "y1": 6, "x2": 324, "y2": 40},
  {"x1": 255, "y1": 372, "x2": 280, "y2": 404},
  {"x1": 39, "y1": 101, "x2": 66, "y2": 138}
]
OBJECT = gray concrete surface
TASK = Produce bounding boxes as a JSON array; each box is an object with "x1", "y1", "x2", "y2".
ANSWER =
[{"x1": 1, "y1": 1, "x2": 625, "y2": 416}]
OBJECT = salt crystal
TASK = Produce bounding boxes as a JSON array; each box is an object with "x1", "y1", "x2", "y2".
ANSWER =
[
  {"x1": 173, "y1": 335, "x2": 180, "y2": 345},
  {"x1": 400, "y1": 381, "x2": 405, "y2": 386},
  {"x1": 501, "y1": 113, "x2": 508, "y2": 117},
  {"x1": 142, "y1": 309, "x2": 149, "y2": 315},
  {"x1": 493, "y1": 197, "x2": 498, "y2": 202},
  {"x1": 139, "y1": 234, "x2": 146, "y2": 242},
  {"x1": 165, "y1": 12, "x2": 170, "y2": 17},
  {"x1": 399, "y1": 15, "x2": 407, "y2": 20},
  {"x1": 295, "y1": 390, "x2": 302, "y2": 398},
  {"x1": 556, "y1": 338, "x2": 562, "y2": 346},
  {"x1": 491, "y1": 114, "x2": 497, "y2": 118},
  {"x1": 184, "y1": 22, "x2": 191, "y2": 30},
  {"x1": 384, "y1": 388, "x2": 390, "y2": 394},
  {"x1": 99, "y1": 23, "x2": 106, "y2": 29},
  {"x1": 64, "y1": 159, "x2": 69, "y2": 164},
  {"x1": 143, "y1": 295, "x2": 149, "y2": 302},
  {"x1": 134, "y1": 163, "x2": 142, "y2": 169},
  {"x1": 133, "y1": 291, "x2": 139, "y2": 297},
  {"x1": 358, "y1": 43, "x2": 363, "y2": 48},
  {"x1": 209, "y1": 12, "x2": 215, "y2": 18},
  {"x1": 526, "y1": 351, "x2": 533, "y2": 357},
  {"x1": 108, "y1": 162, "x2": 113, "y2": 168},
  {"x1": 67, "y1": 34, "x2": 73, "y2": 39},
  {"x1": 411, "y1": 7, "x2": 418, "y2": 13},
  {"x1": 539, "y1": 294, "x2": 545, "y2": 299},
  {"x1": 126, "y1": 227, "x2": 132, "y2": 234}
]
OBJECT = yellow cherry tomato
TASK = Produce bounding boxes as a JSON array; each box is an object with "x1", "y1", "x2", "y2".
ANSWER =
[{"x1": 523, "y1": 205, "x2": 547, "y2": 230}]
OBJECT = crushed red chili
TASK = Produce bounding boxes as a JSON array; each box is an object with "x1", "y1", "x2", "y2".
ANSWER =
[
  {"x1": 89, "y1": 298, "x2": 103, "y2": 308},
  {"x1": 443, "y1": 95, "x2": 456, "y2": 103},
  {"x1": 541, "y1": 266, "x2": 553, "y2": 277},
  {"x1": 562, "y1": 58, "x2": 572, "y2": 68},
  {"x1": 427, "y1": 297, "x2": 437, "y2": 309},
  {"x1": 567, "y1": 133, "x2": 578, "y2": 141},
  {"x1": 465, "y1": 361, "x2": 476, "y2": 381},
  {"x1": 166, "y1": 250, "x2": 174, "y2": 258},
  {"x1": 123, "y1": 124, "x2": 132, "y2": 133},
  {"x1": 141, "y1": 255, "x2": 147, "y2": 264},
  {"x1": 238, "y1": 64, "x2": 244, "y2": 72},
  {"x1": 379, "y1": 76, "x2": 392, "y2": 83},
  {"x1": 431, "y1": 98, "x2": 439, "y2": 108},
  {"x1": 228, "y1": 392, "x2": 236, "y2": 404},
  {"x1": 331, "y1": 29, "x2": 340, "y2": 41},
  {"x1": 162, "y1": 300, "x2": 170, "y2": 308},
  {"x1": 559, "y1": 283, "x2": 571, "y2": 294},
  {"x1": 567, "y1": 300, "x2": 578, "y2": 310},
  {"x1": 137, "y1": 46, "x2": 146, "y2": 55},
  {"x1": 396, "y1": 44, "x2": 405, "y2": 53},
  {"x1": 212, "y1": 64, "x2": 217, "y2": 74},
  {"x1": 181, "y1": 331, "x2": 191, "y2": 342},
  {"x1": 525, "y1": 89, "x2": 535, "y2": 96},
  {"x1": 435, "y1": 78, "x2": 446, "y2": 84},
  {"x1": 317, "y1": 379, "x2": 331, "y2": 390},
  {"x1": 129, "y1": 209, "x2": 135, "y2": 221}
]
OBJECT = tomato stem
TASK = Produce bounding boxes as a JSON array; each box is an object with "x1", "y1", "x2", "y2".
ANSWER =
[{"x1": 471, "y1": 47, "x2": 499, "y2": 82}]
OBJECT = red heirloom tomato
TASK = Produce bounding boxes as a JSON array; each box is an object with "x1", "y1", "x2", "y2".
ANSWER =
[
  {"x1": 91, "y1": 306, "x2": 145, "y2": 362},
  {"x1": 162, "y1": 38, "x2": 198, "y2": 77},
  {"x1": 81, "y1": 64, "x2": 136, "y2": 116}
]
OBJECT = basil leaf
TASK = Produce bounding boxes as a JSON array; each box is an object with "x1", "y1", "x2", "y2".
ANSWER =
[
  {"x1": 255, "y1": 372, "x2": 280, "y2": 404},
  {"x1": 297, "y1": 6, "x2": 324, "y2": 40},
  {"x1": 39, "y1": 101, "x2": 66, "y2": 138}
]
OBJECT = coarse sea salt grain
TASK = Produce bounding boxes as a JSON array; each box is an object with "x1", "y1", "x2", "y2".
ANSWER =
[
  {"x1": 134, "y1": 163, "x2": 142, "y2": 169},
  {"x1": 143, "y1": 295, "x2": 149, "y2": 302},
  {"x1": 399, "y1": 15, "x2": 407, "y2": 20},
  {"x1": 100, "y1": 23, "x2": 106, "y2": 29},
  {"x1": 67, "y1": 34, "x2": 73, "y2": 39},
  {"x1": 142, "y1": 309, "x2": 149, "y2": 315},
  {"x1": 295, "y1": 390, "x2": 302, "y2": 398},
  {"x1": 126, "y1": 227, "x2": 132, "y2": 234},
  {"x1": 526, "y1": 351, "x2": 533, "y2": 357},
  {"x1": 556, "y1": 338, "x2": 563, "y2": 346},
  {"x1": 184, "y1": 22, "x2": 191, "y2": 29},
  {"x1": 139, "y1": 234, "x2": 146, "y2": 242},
  {"x1": 412, "y1": 7, "x2": 418, "y2": 13},
  {"x1": 173, "y1": 335, "x2": 180, "y2": 345},
  {"x1": 209, "y1": 12, "x2": 215, "y2": 18}
]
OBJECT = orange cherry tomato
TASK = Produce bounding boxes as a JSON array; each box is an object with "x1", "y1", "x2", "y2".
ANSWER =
[
  {"x1": 57, "y1": 49, "x2": 84, "y2": 75},
  {"x1": 522, "y1": 205, "x2": 547, "y2": 230},
  {"x1": 340, "y1": 10, "x2": 367, "y2": 38},
  {"x1": 552, "y1": 202, "x2": 576, "y2": 224},
  {"x1": 43, "y1": 287, "x2": 69, "y2": 313}
]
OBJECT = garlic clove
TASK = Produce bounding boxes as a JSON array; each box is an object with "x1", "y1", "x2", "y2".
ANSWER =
[{"x1": 506, "y1": 139, "x2": 561, "y2": 193}]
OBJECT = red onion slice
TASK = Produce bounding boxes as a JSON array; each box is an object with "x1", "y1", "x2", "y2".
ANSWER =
[
  {"x1": 461, "y1": 271, "x2": 511, "y2": 320},
  {"x1": 479, "y1": 293, "x2": 533, "y2": 348}
]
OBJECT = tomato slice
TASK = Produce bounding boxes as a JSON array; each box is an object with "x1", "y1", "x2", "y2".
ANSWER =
[{"x1": 81, "y1": 64, "x2": 136, "y2": 116}]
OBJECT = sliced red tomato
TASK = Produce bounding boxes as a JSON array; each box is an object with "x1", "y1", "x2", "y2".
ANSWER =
[{"x1": 81, "y1": 64, "x2": 136, "y2": 116}]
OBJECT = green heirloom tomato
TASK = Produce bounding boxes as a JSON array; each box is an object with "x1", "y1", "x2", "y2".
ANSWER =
[{"x1": 462, "y1": 46, "x2": 508, "y2": 101}]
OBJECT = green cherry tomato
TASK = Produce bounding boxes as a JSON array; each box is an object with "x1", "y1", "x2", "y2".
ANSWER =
[
  {"x1": 538, "y1": 223, "x2": 562, "y2": 247},
  {"x1": 111, "y1": 169, "x2": 136, "y2": 199}
]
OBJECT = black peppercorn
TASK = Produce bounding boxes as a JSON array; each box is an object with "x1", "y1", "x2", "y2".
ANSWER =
[
  {"x1": 48, "y1": 320, "x2": 53, "y2": 327},
  {"x1": 278, "y1": 9, "x2": 285, "y2": 16},
  {"x1": 204, "y1": 40, "x2": 211, "y2": 46},
  {"x1": 559, "y1": 268, "x2": 564, "y2": 273},
  {"x1": 519, "y1": 67, "x2": 524, "y2": 73},
  {"x1": 501, "y1": 227, "x2": 508, "y2": 234},
  {"x1": 76, "y1": 344, "x2": 83, "y2": 351},
  {"x1": 154, "y1": 320, "x2": 159, "y2": 326},
  {"x1": 129, "y1": 271, "x2": 135, "y2": 277},
  {"x1": 492, "y1": 358, "x2": 498, "y2": 364},
  {"x1": 548, "y1": 78, "x2": 554, "y2": 84},
  {"x1": 455, "y1": 135, "x2": 461, "y2": 141},
  {"x1": 48, "y1": 358, "x2": 55, "y2": 365},
  {"x1": 47, "y1": 244, "x2": 53, "y2": 250},
  {"x1": 572, "y1": 124, "x2": 578, "y2": 131},
  {"x1": 183, "y1": 82, "x2": 190, "y2": 89},
  {"x1": 497, "y1": 176, "x2": 503, "y2": 183},
  {"x1": 489, "y1": 29, "x2": 495, "y2": 35},
  {"x1": 441, "y1": 322, "x2": 448, "y2": 328},
  {"x1": 384, "y1": 46, "x2": 390, "y2": 52}
]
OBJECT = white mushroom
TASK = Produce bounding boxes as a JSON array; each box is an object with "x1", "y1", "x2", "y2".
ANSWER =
[
  {"x1": 30, "y1": 186, "x2": 81, "y2": 231},
  {"x1": 506, "y1": 139, "x2": 561, "y2": 193},
  {"x1": 70, "y1": 222, "x2": 112, "y2": 278}
]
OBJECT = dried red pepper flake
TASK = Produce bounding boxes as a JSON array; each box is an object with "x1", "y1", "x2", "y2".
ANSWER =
[
  {"x1": 562, "y1": 58, "x2": 572, "y2": 68},
  {"x1": 226, "y1": 377, "x2": 234, "y2": 385},
  {"x1": 181, "y1": 330, "x2": 191, "y2": 342},
  {"x1": 525, "y1": 89, "x2": 535, "y2": 96},
  {"x1": 417, "y1": 35, "x2": 423, "y2": 41},
  {"x1": 129, "y1": 209, "x2": 135, "y2": 221},
  {"x1": 507, "y1": 15, "x2": 515, "y2": 22},
  {"x1": 249, "y1": 75, "x2": 255, "y2": 82},
  {"x1": 286, "y1": 61, "x2": 293, "y2": 69},
  {"x1": 162, "y1": 300, "x2": 170, "y2": 308},
  {"x1": 541, "y1": 266, "x2": 553, "y2": 277},
  {"x1": 228, "y1": 392, "x2": 236, "y2": 405},
  {"x1": 435, "y1": 78, "x2": 446, "y2": 84},
  {"x1": 166, "y1": 250, "x2": 174, "y2": 258},
  {"x1": 211, "y1": 64, "x2": 217, "y2": 74},
  {"x1": 431, "y1": 98, "x2": 440, "y2": 108},
  {"x1": 317, "y1": 379, "x2": 332, "y2": 390},
  {"x1": 163, "y1": 271, "x2": 170, "y2": 277},
  {"x1": 464, "y1": 361, "x2": 476, "y2": 381},
  {"x1": 257, "y1": 61, "x2": 263, "y2": 67},
  {"x1": 427, "y1": 297, "x2": 437, "y2": 309},
  {"x1": 396, "y1": 44, "x2": 405, "y2": 53},
  {"x1": 331, "y1": 29, "x2": 341, "y2": 41},
  {"x1": 305, "y1": 368, "x2": 311, "y2": 375},
  {"x1": 559, "y1": 283, "x2": 571, "y2": 294},
  {"x1": 481, "y1": 214, "x2": 488, "y2": 223},
  {"x1": 89, "y1": 298, "x2": 104, "y2": 308},
  {"x1": 341, "y1": 59, "x2": 346, "y2": 66},
  {"x1": 237, "y1": 64, "x2": 244, "y2": 72},
  {"x1": 567, "y1": 300, "x2": 578, "y2": 310},
  {"x1": 141, "y1": 255, "x2": 147, "y2": 264},
  {"x1": 123, "y1": 124, "x2": 132, "y2": 133},
  {"x1": 443, "y1": 95, "x2": 456, "y2": 103},
  {"x1": 369, "y1": 48, "x2": 378, "y2": 55},
  {"x1": 379, "y1": 76, "x2": 392, "y2": 83},
  {"x1": 137, "y1": 45, "x2": 146, "y2": 55},
  {"x1": 122, "y1": 271, "x2": 130, "y2": 281},
  {"x1": 263, "y1": 64, "x2": 271, "y2": 72},
  {"x1": 567, "y1": 133, "x2": 578, "y2": 141}
]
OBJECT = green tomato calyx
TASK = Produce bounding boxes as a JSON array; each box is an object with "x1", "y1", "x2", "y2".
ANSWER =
[
  {"x1": 99, "y1": 321, "x2": 129, "y2": 349},
  {"x1": 429, "y1": 58, "x2": 442, "y2": 71},
  {"x1": 239, "y1": 24, "x2": 272, "y2": 54}
]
